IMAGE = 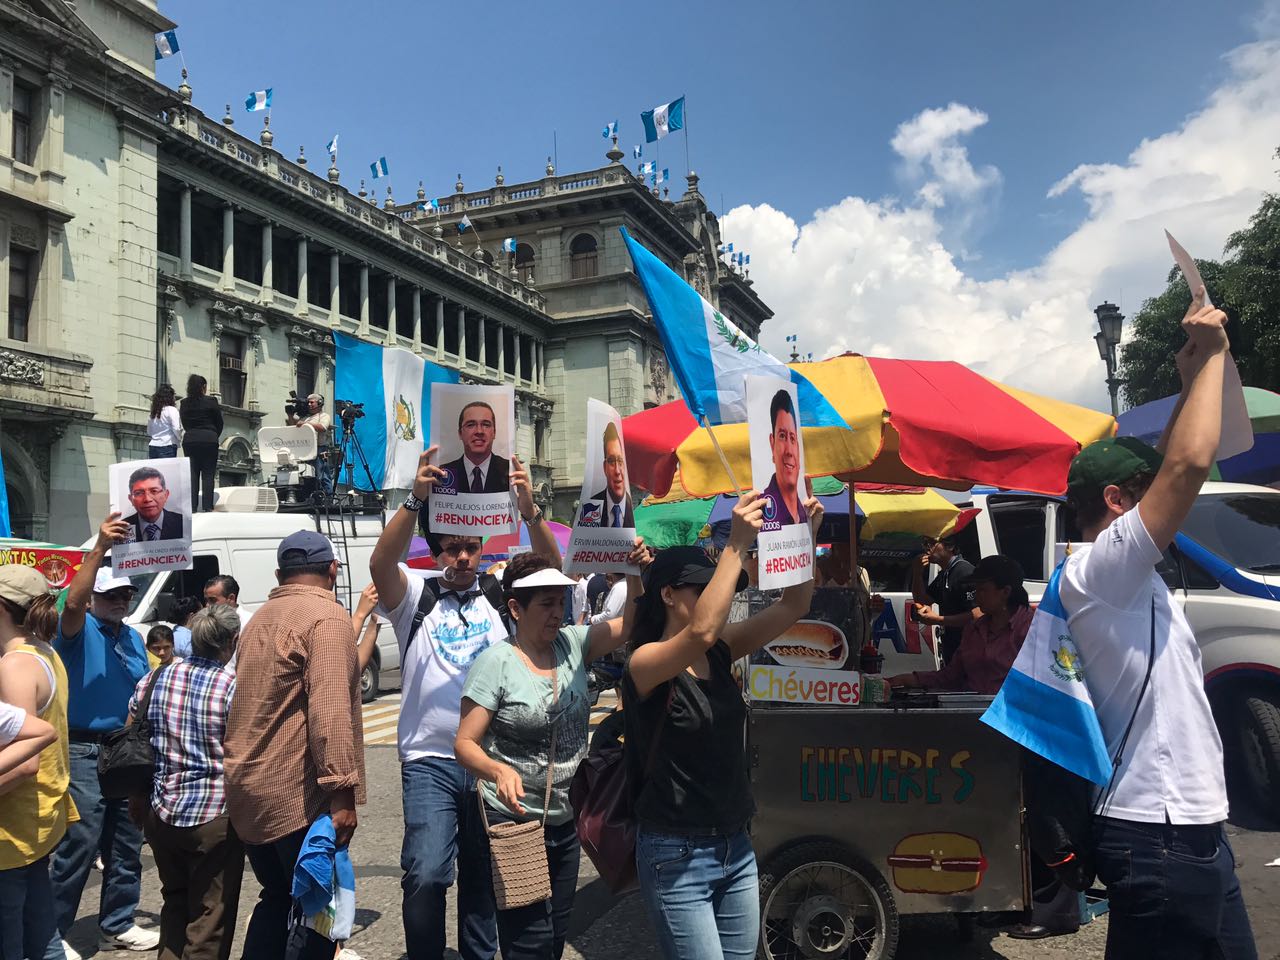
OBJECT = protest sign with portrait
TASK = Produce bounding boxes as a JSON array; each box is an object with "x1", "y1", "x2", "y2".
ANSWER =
[
  {"x1": 108, "y1": 458, "x2": 193, "y2": 576},
  {"x1": 565, "y1": 399, "x2": 639, "y2": 575},
  {"x1": 427, "y1": 383, "x2": 518, "y2": 536},
  {"x1": 747, "y1": 374, "x2": 814, "y2": 590}
]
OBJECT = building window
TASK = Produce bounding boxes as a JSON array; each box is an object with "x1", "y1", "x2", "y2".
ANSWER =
[
  {"x1": 219, "y1": 333, "x2": 246, "y2": 407},
  {"x1": 8, "y1": 248, "x2": 34, "y2": 342},
  {"x1": 515, "y1": 243, "x2": 535, "y2": 283},
  {"x1": 535, "y1": 419, "x2": 547, "y2": 462},
  {"x1": 296, "y1": 353, "x2": 318, "y2": 398},
  {"x1": 569, "y1": 234, "x2": 598, "y2": 279},
  {"x1": 12, "y1": 82, "x2": 35, "y2": 166}
]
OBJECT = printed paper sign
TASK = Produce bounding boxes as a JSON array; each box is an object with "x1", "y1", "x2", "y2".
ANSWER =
[
  {"x1": 746, "y1": 374, "x2": 813, "y2": 589},
  {"x1": 748, "y1": 664, "x2": 862, "y2": 705},
  {"x1": 108, "y1": 458, "x2": 193, "y2": 576},
  {"x1": 427, "y1": 383, "x2": 518, "y2": 536},
  {"x1": 565, "y1": 399, "x2": 639, "y2": 575}
]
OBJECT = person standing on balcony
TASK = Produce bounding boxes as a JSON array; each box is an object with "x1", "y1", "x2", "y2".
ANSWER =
[{"x1": 180, "y1": 375, "x2": 223, "y2": 513}]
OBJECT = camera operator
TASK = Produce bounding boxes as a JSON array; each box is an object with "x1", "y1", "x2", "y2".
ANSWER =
[{"x1": 286, "y1": 392, "x2": 334, "y2": 492}]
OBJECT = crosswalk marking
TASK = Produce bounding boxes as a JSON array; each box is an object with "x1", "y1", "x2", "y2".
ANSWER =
[{"x1": 361, "y1": 691, "x2": 620, "y2": 747}]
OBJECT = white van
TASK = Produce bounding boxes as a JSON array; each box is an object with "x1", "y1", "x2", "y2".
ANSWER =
[
  {"x1": 87, "y1": 507, "x2": 403, "y2": 704},
  {"x1": 874, "y1": 482, "x2": 1280, "y2": 810}
]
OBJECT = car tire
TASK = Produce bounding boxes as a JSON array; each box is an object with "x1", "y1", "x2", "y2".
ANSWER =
[
  {"x1": 361, "y1": 659, "x2": 379, "y2": 704},
  {"x1": 1241, "y1": 691, "x2": 1280, "y2": 812},
  {"x1": 758, "y1": 839, "x2": 899, "y2": 960}
]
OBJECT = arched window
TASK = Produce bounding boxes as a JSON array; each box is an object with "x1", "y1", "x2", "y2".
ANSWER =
[
  {"x1": 481, "y1": 250, "x2": 495, "y2": 267},
  {"x1": 569, "y1": 234, "x2": 598, "y2": 280},
  {"x1": 515, "y1": 243, "x2": 535, "y2": 283}
]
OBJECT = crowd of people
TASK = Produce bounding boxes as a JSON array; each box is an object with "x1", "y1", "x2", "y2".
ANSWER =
[{"x1": 0, "y1": 289, "x2": 1256, "y2": 960}]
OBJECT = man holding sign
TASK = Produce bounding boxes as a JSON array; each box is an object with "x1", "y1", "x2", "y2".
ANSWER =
[
  {"x1": 761, "y1": 389, "x2": 807, "y2": 528},
  {"x1": 429, "y1": 385, "x2": 518, "y2": 538},
  {"x1": 748, "y1": 377, "x2": 814, "y2": 590}
]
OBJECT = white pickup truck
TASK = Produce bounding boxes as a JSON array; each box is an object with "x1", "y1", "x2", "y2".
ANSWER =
[{"x1": 868, "y1": 481, "x2": 1280, "y2": 811}]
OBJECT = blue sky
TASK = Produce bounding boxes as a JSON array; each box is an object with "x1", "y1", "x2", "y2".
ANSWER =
[{"x1": 159, "y1": 0, "x2": 1259, "y2": 275}]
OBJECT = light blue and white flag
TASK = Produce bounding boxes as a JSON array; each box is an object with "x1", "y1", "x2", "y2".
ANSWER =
[
  {"x1": 602, "y1": 120, "x2": 618, "y2": 139},
  {"x1": 245, "y1": 88, "x2": 272, "y2": 112},
  {"x1": 641, "y1": 96, "x2": 685, "y2": 143},
  {"x1": 744, "y1": 254, "x2": 750, "y2": 265},
  {"x1": 657, "y1": 167, "x2": 669, "y2": 183},
  {"x1": 326, "y1": 134, "x2": 339, "y2": 156},
  {"x1": 785, "y1": 334, "x2": 797, "y2": 344},
  {"x1": 633, "y1": 144, "x2": 643, "y2": 159},
  {"x1": 0, "y1": 443, "x2": 10, "y2": 537},
  {"x1": 621, "y1": 227, "x2": 845, "y2": 429},
  {"x1": 370, "y1": 156, "x2": 389, "y2": 179},
  {"x1": 154, "y1": 30, "x2": 180, "y2": 60},
  {"x1": 333, "y1": 333, "x2": 460, "y2": 490},
  {"x1": 458, "y1": 214, "x2": 473, "y2": 233},
  {"x1": 639, "y1": 161, "x2": 657, "y2": 176},
  {"x1": 981, "y1": 563, "x2": 1112, "y2": 785},
  {"x1": 501, "y1": 237, "x2": 517, "y2": 253}
]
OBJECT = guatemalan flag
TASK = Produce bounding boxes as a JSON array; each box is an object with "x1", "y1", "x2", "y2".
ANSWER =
[
  {"x1": 245, "y1": 88, "x2": 272, "y2": 112},
  {"x1": 621, "y1": 227, "x2": 845, "y2": 429},
  {"x1": 333, "y1": 333, "x2": 459, "y2": 490},
  {"x1": 641, "y1": 96, "x2": 685, "y2": 143},
  {"x1": 154, "y1": 30, "x2": 179, "y2": 60},
  {"x1": 981, "y1": 563, "x2": 1113, "y2": 785}
]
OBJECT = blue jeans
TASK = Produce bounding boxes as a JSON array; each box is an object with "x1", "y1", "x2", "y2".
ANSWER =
[
  {"x1": 635, "y1": 828, "x2": 759, "y2": 960},
  {"x1": 0, "y1": 856, "x2": 60, "y2": 960},
  {"x1": 148, "y1": 444, "x2": 178, "y2": 459},
  {"x1": 472, "y1": 809, "x2": 580, "y2": 960},
  {"x1": 46, "y1": 741, "x2": 144, "y2": 949},
  {"x1": 401, "y1": 757, "x2": 497, "y2": 960},
  {"x1": 1093, "y1": 817, "x2": 1256, "y2": 960}
]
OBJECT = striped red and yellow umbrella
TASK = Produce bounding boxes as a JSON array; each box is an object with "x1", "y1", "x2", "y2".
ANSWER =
[{"x1": 623, "y1": 353, "x2": 1115, "y2": 498}]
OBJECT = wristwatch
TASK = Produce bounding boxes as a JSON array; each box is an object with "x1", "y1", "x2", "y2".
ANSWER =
[
  {"x1": 403, "y1": 492, "x2": 426, "y2": 513},
  {"x1": 522, "y1": 506, "x2": 544, "y2": 526}
]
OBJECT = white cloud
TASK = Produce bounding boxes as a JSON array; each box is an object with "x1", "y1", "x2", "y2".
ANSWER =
[{"x1": 726, "y1": 33, "x2": 1280, "y2": 410}]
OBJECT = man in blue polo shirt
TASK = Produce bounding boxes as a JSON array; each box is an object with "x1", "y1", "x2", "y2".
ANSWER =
[{"x1": 46, "y1": 512, "x2": 159, "y2": 958}]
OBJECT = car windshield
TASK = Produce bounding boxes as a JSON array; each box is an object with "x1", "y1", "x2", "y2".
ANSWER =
[{"x1": 1180, "y1": 493, "x2": 1280, "y2": 573}]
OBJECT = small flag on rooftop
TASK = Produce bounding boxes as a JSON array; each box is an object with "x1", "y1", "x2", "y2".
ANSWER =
[
  {"x1": 326, "y1": 134, "x2": 339, "y2": 156},
  {"x1": 602, "y1": 120, "x2": 618, "y2": 139},
  {"x1": 458, "y1": 214, "x2": 473, "y2": 234},
  {"x1": 501, "y1": 238, "x2": 517, "y2": 253},
  {"x1": 245, "y1": 88, "x2": 272, "y2": 112},
  {"x1": 370, "y1": 156, "x2": 389, "y2": 179},
  {"x1": 639, "y1": 161, "x2": 656, "y2": 176},
  {"x1": 641, "y1": 96, "x2": 685, "y2": 143},
  {"x1": 744, "y1": 254, "x2": 750, "y2": 265},
  {"x1": 633, "y1": 144, "x2": 643, "y2": 160},
  {"x1": 154, "y1": 30, "x2": 180, "y2": 60}
]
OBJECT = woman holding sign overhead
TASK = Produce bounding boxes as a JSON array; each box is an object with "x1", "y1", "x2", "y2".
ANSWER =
[{"x1": 623, "y1": 489, "x2": 822, "y2": 960}]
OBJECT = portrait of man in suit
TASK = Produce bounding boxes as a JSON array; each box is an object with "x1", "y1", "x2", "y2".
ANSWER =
[
  {"x1": 581, "y1": 421, "x2": 634, "y2": 528},
  {"x1": 761, "y1": 388, "x2": 807, "y2": 527},
  {"x1": 123, "y1": 466, "x2": 186, "y2": 542},
  {"x1": 440, "y1": 400, "x2": 511, "y2": 494}
]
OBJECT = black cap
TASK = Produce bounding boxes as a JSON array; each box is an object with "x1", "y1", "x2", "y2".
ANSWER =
[
  {"x1": 961, "y1": 555, "x2": 1025, "y2": 589},
  {"x1": 640, "y1": 546, "x2": 747, "y2": 598}
]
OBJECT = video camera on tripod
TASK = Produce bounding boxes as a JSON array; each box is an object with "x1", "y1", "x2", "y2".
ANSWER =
[{"x1": 335, "y1": 399, "x2": 365, "y2": 426}]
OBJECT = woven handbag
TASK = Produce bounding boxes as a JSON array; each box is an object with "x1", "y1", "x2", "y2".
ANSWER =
[{"x1": 479, "y1": 652, "x2": 559, "y2": 910}]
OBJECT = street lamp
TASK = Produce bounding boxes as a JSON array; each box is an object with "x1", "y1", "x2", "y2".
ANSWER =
[{"x1": 1094, "y1": 301, "x2": 1125, "y2": 418}]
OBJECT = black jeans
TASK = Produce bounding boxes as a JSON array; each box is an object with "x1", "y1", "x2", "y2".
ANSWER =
[
  {"x1": 1093, "y1": 817, "x2": 1256, "y2": 960},
  {"x1": 474, "y1": 810, "x2": 580, "y2": 960},
  {"x1": 241, "y1": 828, "x2": 334, "y2": 960},
  {"x1": 183, "y1": 441, "x2": 219, "y2": 512}
]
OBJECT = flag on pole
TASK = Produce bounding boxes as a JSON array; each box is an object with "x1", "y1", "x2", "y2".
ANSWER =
[
  {"x1": 786, "y1": 334, "x2": 797, "y2": 344},
  {"x1": 658, "y1": 168, "x2": 669, "y2": 184},
  {"x1": 639, "y1": 161, "x2": 657, "y2": 176},
  {"x1": 981, "y1": 563, "x2": 1113, "y2": 785},
  {"x1": 633, "y1": 145, "x2": 643, "y2": 159},
  {"x1": 245, "y1": 89, "x2": 272, "y2": 112},
  {"x1": 370, "y1": 157, "x2": 389, "y2": 179},
  {"x1": 501, "y1": 238, "x2": 517, "y2": 253},
  {"x1": 333, "y1": 334, "x2": 460, "y2": 490},
  {"x1": 744, "y1": 254, "x2": 750, "y2": 265},
  {"x1": 326, "y1": 134, "x2": 339, "y2": 156},
  {"x1": 458, "y1": 214, "x2": 473, "y2": 234},
  {"x1": 621, "y1": 227, "x2": 846, "y2": 429},
  {"x1": 602, "y1": 120, "x2": 618, "y2": 139},
  {"x1": 641, "y1": 96, "x2": 685, "y2": 143},
  {"x1": 154, "y1": 30, "x2": 180, "y2": 60}
]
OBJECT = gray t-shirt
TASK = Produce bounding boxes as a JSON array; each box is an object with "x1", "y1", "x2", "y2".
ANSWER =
[{"x1": 462, "y1": 625, "x2": 591, "y2": 825}]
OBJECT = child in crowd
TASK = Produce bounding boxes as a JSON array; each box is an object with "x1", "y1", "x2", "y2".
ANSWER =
[{"x1": 145, "y1": 625, "x2": 179, "y2": 670}]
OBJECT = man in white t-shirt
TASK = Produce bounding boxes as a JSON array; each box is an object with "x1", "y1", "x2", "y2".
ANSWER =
[
  {"x1": 369, "y1": 445, "x2": 560, "y2": 960},
  {"x1": 1062, "y1": 289, "x2": 1254, "y2": 959}
]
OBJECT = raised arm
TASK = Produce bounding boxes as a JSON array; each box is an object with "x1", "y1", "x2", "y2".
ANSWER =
[
  {"x1": 910, "y1": 552, "x2": 932, "y2": 606},
  {"x1": 61, "y1": 513, "x2": 129, "y2": 641},
  {"x1": 512, "y1": 454, "x2": 560, "y2": 567},
  {"x1": 352, "y1": 583, "x2": 381, "y2": 673},
  {"x1": 586, "y1": 540, "x2": 653, "y2": 662},
  {"x1": 370, "y1": 447, "x2": 438, "y2": 613}
]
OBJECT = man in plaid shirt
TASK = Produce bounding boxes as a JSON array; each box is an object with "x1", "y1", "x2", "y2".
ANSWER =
[{"x1": 128, "y1": 603, "x2": 243, "y2": 959}]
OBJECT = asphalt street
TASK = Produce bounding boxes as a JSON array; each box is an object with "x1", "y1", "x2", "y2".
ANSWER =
[{"x1": 63, "y1": 693, "x2": 1280, "y2": 960}]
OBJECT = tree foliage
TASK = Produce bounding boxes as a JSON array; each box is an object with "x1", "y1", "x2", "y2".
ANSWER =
[{"x1": 1119, "y1": 149, "x2": 1280, "y2": 408}]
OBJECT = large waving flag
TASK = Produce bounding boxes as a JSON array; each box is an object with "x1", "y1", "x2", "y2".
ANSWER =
[
  {"x1": 621, "y1": 227, "x2": 845, "y2": 429},
  {"x1": 641, "y1": 96, "x2": 685, "y2": 142},
  {"x1": 245, "y1": 89, "x2": 272, "y2": 112},
  {"x1": 980, "y1": 563, "x2": 1112, "y2": 785},
  {"x1": 333, "y1": 334, "x2": 459, "y2": 490}
]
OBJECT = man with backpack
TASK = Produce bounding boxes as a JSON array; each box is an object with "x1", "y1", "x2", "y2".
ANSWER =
[
  {"x1": 1061, "y1": 289, "x2": 1255, "y2": 959},
  {"x1": 369, "y1": 446, "x2": 560, "y2": 960}
]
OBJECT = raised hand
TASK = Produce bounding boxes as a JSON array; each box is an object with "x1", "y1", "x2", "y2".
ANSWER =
[
  {"x1": 728, "y1": 491, "x2": 766, "y2": 552},
  {"x1": 412, "y1": 446, "x2": 441, "y2": 501},
  {"x1": 805, "y1": 496, "x2": 824, "y2": 536},
  {"x1": 98, "y1": 512, "x2": 130, "y2": 548},
  {"x1": 1181, "y1": 286, "x2": 1229, "y2": 355},
  {"x1": 510, "y1": 454, "x2": 537, "y2": 519}
]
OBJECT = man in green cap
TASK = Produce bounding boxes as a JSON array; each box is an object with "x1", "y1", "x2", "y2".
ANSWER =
[{"x1": 1059, "y1": 288, "x2": 1255, "y2": 959}]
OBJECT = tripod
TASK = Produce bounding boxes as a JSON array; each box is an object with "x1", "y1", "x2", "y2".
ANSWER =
[{"x1": 329, "y1": 415, "x2": 380, "y2": 496}]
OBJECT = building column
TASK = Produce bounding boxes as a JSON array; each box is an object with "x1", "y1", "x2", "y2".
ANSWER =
[
  {"x1": 514, "y1": 330, "x2": 522, "y2": 382},
  {"x1": 457, "y1": 306, "x2": 467, "y2": 364},
  {"x1": 435, "y1": 297, "x2": 445, "y2": 356},
  {"x1": 179, "y1": 186, "x2": 192, "y2": 278},
  {"x1": 497, "y1": 323, "x2": 506, "y2": 380},
  {"x1": 260, "y1": 221, "x2": 273, "y2": 302},
  {"x1": 536, "y1": 341, "x2": 544, "y2": 388},
  {"x1": 478, "y1": 315, "x2": 487, "y2": 370},
  {"x1": 385, "y1": 276, "x2": 397, "y2": 346},
  {"x1": 412, "y1": 289, "x2": 422, "y2": 351},
  {"x1": 220, "y1": 203, "x2": 234, "y2": 290},
  {"x1": 328, "y1": 251, "x2": 340, "y2": 328},
  {"x1": 358, "y1": 263, "x2": 369, "y2": 336},
  {"x1": 296, "y1": 236, "x2": 309, "y2": 315}
]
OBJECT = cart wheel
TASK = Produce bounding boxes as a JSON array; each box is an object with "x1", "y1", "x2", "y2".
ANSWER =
[{"x1": 758, "y1": 840, "x2": 899, "y2": 960}]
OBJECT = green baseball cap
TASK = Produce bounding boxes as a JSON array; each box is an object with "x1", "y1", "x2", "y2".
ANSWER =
[{"x1": 1067, "y1": 437, "x2": 1164, "y2": 499}]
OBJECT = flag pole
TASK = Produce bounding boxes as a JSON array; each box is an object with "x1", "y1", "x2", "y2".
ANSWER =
[
  {"x1": 700, "y1": 415, "x2": 745, "y2": 497},
  {"x1": 683, "y1": 101, "x2": 691, "y2": 176}
]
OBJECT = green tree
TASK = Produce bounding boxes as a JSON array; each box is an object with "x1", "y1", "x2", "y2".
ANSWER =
[{"x1": 1119, "y1": 148, "x2": 1280, "y2": 407}]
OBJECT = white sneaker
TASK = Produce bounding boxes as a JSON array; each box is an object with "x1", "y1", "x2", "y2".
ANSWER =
[
  {"x1": 337, "y1": 949, "x2": 364, "y2": 960},
  {"x1": 61, "y1": 940, "x2": 83, "y2": 960},
  {"x1": 98, "y1": 925, "x2": 161, "y2": 951}
]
